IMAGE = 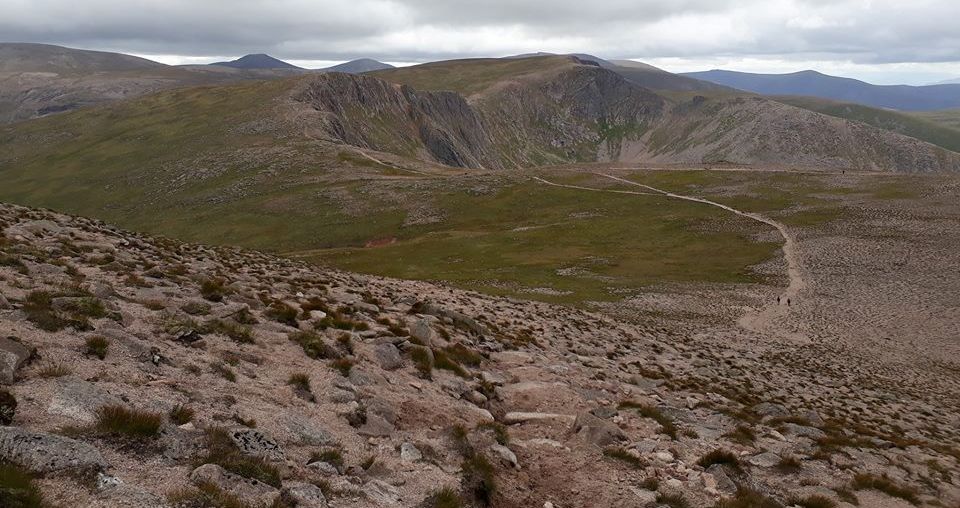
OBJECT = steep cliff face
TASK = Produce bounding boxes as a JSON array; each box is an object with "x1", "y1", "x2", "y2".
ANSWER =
[
  {"x1": 293, "y1": 61, "x2": 960, "y2": 172},
  {"x1": 471, "y1": 64, "x2": 667, "y2": 166},
  {"x1": 293, "y1": 73, "x2": 503, "y2": 169}
]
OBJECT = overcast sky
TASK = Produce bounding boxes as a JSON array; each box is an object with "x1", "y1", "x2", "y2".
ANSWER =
[{"x1": 4, "y1": 0, "x2": 960, "y2": 84}]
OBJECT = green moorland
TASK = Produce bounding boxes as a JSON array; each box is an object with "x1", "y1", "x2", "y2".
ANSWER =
[
  {"x1": 910, "y1": 108, "x2": 960, "y2": 131},
  {"x1": 0, "y1": 68, "x2": 931, "y2": 306},
  {"x1": 370, "y1": 56, "x2": 575, "y2": 95}
]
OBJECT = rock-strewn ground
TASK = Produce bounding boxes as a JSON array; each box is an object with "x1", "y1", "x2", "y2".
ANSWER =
[{"x1": 1, "y1": 200, "x2": 958, "y2": 508}]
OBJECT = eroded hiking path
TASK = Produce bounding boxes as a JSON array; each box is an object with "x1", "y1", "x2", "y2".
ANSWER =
[{"x1": 535, "y1": 173, "x2": 807, "y2": 336}]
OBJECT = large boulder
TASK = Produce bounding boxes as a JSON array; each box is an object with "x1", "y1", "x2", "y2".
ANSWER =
[
  {"x1": 0, "y1": 426, "x2": 108, "y2": 473},
  {"x1": 47, "y1": 378, "x2": 122, "y2": 423},
  {"x1": 0, "y1": 337, "x2": 33, "y2": 385}
]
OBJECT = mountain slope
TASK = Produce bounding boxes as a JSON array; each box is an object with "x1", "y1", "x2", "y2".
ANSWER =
[
  {"x1": 684, "y1": 69, "x2": 960, "y2": 111},
  {"x1": 776, "y1": 96, "x2": 960, "y2": 153},
  {"x1": 3, "y1": 56, "x2": 959, "y2": 178},
  {"x1": 0, "y1": 45, "x2": 306, "y2": 124},
  {"x1": 608, "y1": 62, "x2": 730, "y2": 93},
  {"x1": 210, "y1": 53, "x2": 302, "y2": 70},
  {"x1": 911, "y1": 108, "x2": 960, "y2": 131},
  {"x1": 0, "y1": 43, "x2": 165, "y2": 73},
  {"x1": 322, "y1": 59, "x2": 394, "y2": 73}
]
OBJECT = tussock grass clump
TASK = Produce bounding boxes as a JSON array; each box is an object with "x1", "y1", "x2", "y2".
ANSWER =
[
  {"x1": 850, "y1": 473, "x2": 920, "y2": 505},
  {"x1": 95, "y1": 405, "x2": 162, "y2": 438},
  {"x1": 0, "y1": 463, "x2": 45, "y2": 508},
  {"x1": 212, "y1": 363, "x2": 236, "y2": 382},
  {"x1": 433, "y1": 349, "x2": 469, "y2": 378},
  {"x1": 169, "y1": 404, "x2": 195, "y2": 425},
  {"x1": 656, "y1": 492, "x2": 690, "y2": 508},
  {"x1": 168, "y1": 481, "x2": 254, "y2": 508},
  {"x1": 288, "y1": 373, "x2": 311, "y2": 392},
  {"x1": 443, "y1": 343, "x2": 484, "y2": 367},
  {"x1": 85, "y1": 336, "x2": 109, "y2": 359},
  {"x1": 316, "y1": 312, "x2": 369, "y2": 332},
  {"x1": 196, "y1": 427, "x2": 281, "y2": 488},
  {"x1": 289, "y1": 331, "x2": 339, "y2": 360},
  {"x1": 639, "y1": 477, "x2": 659, "y2": 491},
  {"x1": 697, "y1": 449, "x2": 741, "y2": 471},
  {"x1": 725, "y1": 425, "x2": 756, "y2": 445},
  {"x1": 265, "y1": 302, "x2": 299, "y2": 326},
  {"x1": 23, "y1": 290, "x2": 83, "y2": 331},
  {"x1": 618, "y1": 401, "x2": 678, "y2": 440},
  {"x1": 787, "y1": 495, "x2": 837, "y2": 508},
  {"x1": 181, "y1": 301, "x2": 211, "y2": 316},
  {"x1": 330, "y1": 358, "x2": 354, "y2": 377},
  {"x1": 477, "y1": 421, "x2": 510, "y2": 446},
  {"x1": 0, "y1": 389, "x2": 17, "y2": 425},
  {"x1": 833, "y1": 488, "x2": 859, "y2": 506},
  {"x1": 776, "y1": 454, "x2": 803, "y2": 473},
  {"x1": 36, "y1": 362, "x2": 71, "y2": 378},
  {"x1": 410, "y1": 347, "x2": 433, "y2": 380},
  {"x1": 309, "y1": 449, "x2": 344, "y2": 470},
  {"x1": 288, "y1": 372, "x2": 315, "y2": 402},
  {"x1": 199, "y1": 278, "x2": 227, "y2": 302},
  {"x1": 461, "y1": 454, "x2": 496, "y2": 506},
  {"x1": 424, "y1": 487, "x2": 465, "y2": 508},
  {"x1": 204, "y1": 320, "x2": 253, "y2": 344},
  {"x1": 603, "y1": 447, "x2": 646, "y2": 469},
  {"x1": 714, "y1": 488, "x2": 782, "y2": 508}
]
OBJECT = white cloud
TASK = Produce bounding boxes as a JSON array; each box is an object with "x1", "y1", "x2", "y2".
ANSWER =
[{"x1": 4, "y1": 0, "x2": 960, "y2": 83}]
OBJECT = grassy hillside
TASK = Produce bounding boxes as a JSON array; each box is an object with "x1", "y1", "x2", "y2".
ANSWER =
[
  {"x1": 370, "y1": 56, "x2": 576, "y2": 96},
  {"x1": 777, "y1": 96, "x2": 960, "y2": 153},
  {"x1": 911, "y1": 108, "x2": 960, "y2": 130}
]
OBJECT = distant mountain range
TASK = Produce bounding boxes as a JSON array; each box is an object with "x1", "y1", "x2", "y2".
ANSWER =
[
  {"x1": 209, "y1": 53, "x2": 394, "y2": 73},
  {"x1": 0, "y1": 42, "x2": 164, "y2": 73},
  {"x1": 507, "y1": 53, "x2": 726, "y2": 93},
  {"x1": 323, "y1": 58, "x2": 394, "y2": 73},
  {"x1": 210, "y1": 53, "x2": 302, "y2": 70},
  {"x1": 936, "y1": 78, "x2": 960, "y2": 85},
  {"x1": 682, "y1": 69, "x2": 960, "y2": 111}
]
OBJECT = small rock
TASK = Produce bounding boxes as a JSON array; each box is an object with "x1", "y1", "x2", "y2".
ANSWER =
[
  {"x1": 229, "y1": 428, "x2": 284, "y2": 461},
  {"x1": 752, "y1": 402, "x2": 789, "y2": 419},
  {"x1": 280, "y1": 482, "x2": 328, "y2": 508},
  {"x1": 630, "y1": 487, "x2": 657, "y2": 504},
  {"x1": 96, "y1": 472, "x2": 123, "y2": 491},
  {"x1": 400, "y1": 442, "x2": 422, "y2": 462},
  {"x1": 282, "y1": 414, "x2": 336, "y2": 447},
  {"x1": 480, "y1": 371, "x2": 508, "y2": 386},
  {"x1": 490, "y1": 443, "x2": 519, "y2": 469},
  {"x1": 747, "y1": 452, "x2": 780, "y2": 468},
  {"x1": 570, "y1": 412, "x2": 626, "y2": 447},
  {"x1": 654, "y1": 451, "x2": 674, "y2": 462},
  {"x1": 0, "y1": 337, "x2": 33, "y2": 385},
  {"x1": 307, "y1": 461, "x2": 340, "y2": 476},
  {"x1": 781, "y1": 423, "x2": 826, "y2": 440},
  {"x1": 358, "y1": 414, "x2": 395, "y2": 438},
  {"x1": 503, "y1": 412, "x2": 575, "y2": 425},
  {"x1": 373, "y1": 343, "x2": 403, "y2": 371},
  {"x1": 363, "y1": 479, "x2": 402, "y2": 506}
]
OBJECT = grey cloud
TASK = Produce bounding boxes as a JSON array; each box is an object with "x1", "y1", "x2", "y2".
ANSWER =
[{"x1": 0, "y1": 0, "x2": 958, "y2": 65}]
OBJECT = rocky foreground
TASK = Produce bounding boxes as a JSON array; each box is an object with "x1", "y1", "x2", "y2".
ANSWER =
[{"x1": 0, "y1": 201, "x2": 958, "y2": 508}]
